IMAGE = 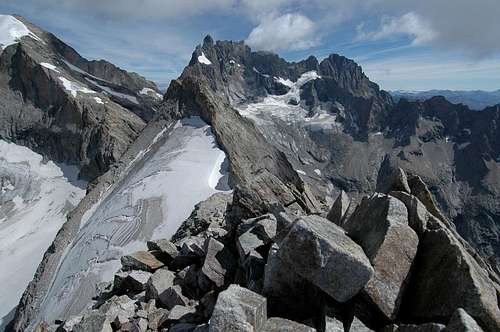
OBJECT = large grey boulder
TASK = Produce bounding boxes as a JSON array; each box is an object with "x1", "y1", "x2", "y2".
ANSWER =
[
  {"x1": 263, "y1": 244, "x2": 325, "y2": 325},
  {"x1": 405, "y1": 225, "x2": 500, "y2": 331},
  {"x1": 344, "y1": 193, "x2": 418, "y2": 320},
  {"x1": 200, "y1": 238, "x2": 236, "y2": 288},
  {"x1": 209, "y1": 284, "x2": 267, "y2": 332},
  {"x1": 278, "y1": 215, "x2": 373, "y2": 302},
  {"x1": 263, "y1": 317, "x2": 316, "y2": 332},
  {"x1": 326, "y1": 190, "x2": 350, "y2": 226},
  {"x1": 445, "y1": 308, "x2": 484, "y2": 332}
]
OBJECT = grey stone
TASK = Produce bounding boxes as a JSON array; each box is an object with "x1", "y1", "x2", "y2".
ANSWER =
[
  {"x1": 325, "y1": 316, "x2": 344, "y2": 332},
  {"x1": 263, "y1": 244, "x2": 325, "y2": 323},
  {"x1": 376, "y1": 156, "x2": 411, "y2": 194},
  {"x1": 200, "y1": 238, "x2": 236, "y2": 288},
  {"x1": 445, "y1": 308, "x2": 485, "y2": 332},
  {"x1": 121, "y1": 251, "x2": 164, "y2": 272},
  {"x1": 344, "y1": 193, "x2": 418, "y2": 320},
  {"x1": 159, "y1": 285, "x2": 190, "y2": 310},
  {"x1": 72, "y1": 311, "x2": 112, "y2": 332},
  {"x1": 147, "y1": 307, "x2": 169, "y2": 331},
  {"x1": 145, "y1": 268, "x2": 176, "y2": 302},
  {"x1": 406, "y1": 225, "x2": 500, "y2": 331},
  {"x1": 278, "y1": 215, "x2": 373, "y2": 302},
  {"x1": 349, "y1": 317, "x2": 374, "y2": 331},
  {"x1": 263, "y1": 317, "x2": 316, "y2": 332},
  {"x1": 166, "y1": 305, "x2": 197, "y2": 323},
  {"x1": 122, "y1": 270, "x2": 152, "y2": 293},
  {"x1": 98, "y1": 295, "x2": 136, "y2": 320},
  {"x1": 172, "y1": 192, "x2": 233, "y2": 242},
  {"x1": 147, "y1": 239, "x2": 179, "y2": 262},
  {"x1": 326, "y1": 190, "x2": 350, "y2": 226},
  {"x1": 241, "y1": 250, "x2": 266, "y2": 293},
  {"x1": 137, "y1": 318, "x2": 148, "y2": 332},
  {"x1": 389, "y1": 191, "x2": 429, "y2": 236},
  {"x1": 209, "y1": 284, "x2": 267, "y2": 332},
  {"x1": 236, "y1": 215, "x2": 277, "y2": 258}
]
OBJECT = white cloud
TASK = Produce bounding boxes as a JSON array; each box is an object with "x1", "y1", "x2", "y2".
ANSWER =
[
  {"x1": 356, "y1": 12, "x2": 437, "y2": 46},
  {"x1": 246, "y1": 13, "x2": 319, "y2": 52},
  {"x1": 31, "y1": 0, "x2": 237, "y2": 20}
]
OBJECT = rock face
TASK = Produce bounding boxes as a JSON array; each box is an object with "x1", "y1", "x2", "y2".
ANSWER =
[
  {"x1": 278, "y1": 215, "x2": 373, "y2": 302},
  {"x1": 404, "y1": 223, "x2": 500, "y2": 331},
  {"x1": 0, "y1": 16, "x2": 160, "y2": 180},
  {"x1": 345, "y1": 194, "x2": 418, "y2": 320}
]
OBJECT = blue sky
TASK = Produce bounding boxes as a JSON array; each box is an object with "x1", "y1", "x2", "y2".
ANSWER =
[{"x1": 1, "y1": 0, "x2": 499, "y2": 91}]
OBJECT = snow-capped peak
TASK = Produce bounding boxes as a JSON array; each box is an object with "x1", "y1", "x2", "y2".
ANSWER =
[
  {"x1": 198, "y1": 52, "x2": 212, "y2": 65},
  {"x1": 0, "y1": 15, "x2": 41, "y2": 51}
]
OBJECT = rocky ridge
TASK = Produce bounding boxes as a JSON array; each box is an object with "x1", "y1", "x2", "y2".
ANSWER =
[{"x1": 41, "y1": 166, "x2": 499, "y2": 332}]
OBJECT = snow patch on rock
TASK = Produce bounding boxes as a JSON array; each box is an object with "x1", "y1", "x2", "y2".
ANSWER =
[
  {"x1": 86, "y1": 78, "x2": 139, "y2": 104},
  {"x1": 0, "y1": 15, "x2": 42, "y2": 51},
  {"x1": 93, "y1": 97, "x2": 104, "y2": 104},
  {"x1": 40, "y1": 62, "x2": 60, "y2": 73},
  {"x1": 198, "y1": 52, "x2": 212, "y2": 65},
  {"x1": 139, "y1": 87, "x2": 163, "y2": 99},
  {"x1": 0, "y1": 140, "x2": 85, "y2": 326},
  {"x1": 58, "y1": 77, "x2": 95, "y2": 98}
]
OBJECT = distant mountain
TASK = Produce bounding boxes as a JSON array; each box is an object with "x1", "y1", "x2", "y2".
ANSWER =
[{"x1": 391, "y1": 89, "x2": 500, "y2": 110}]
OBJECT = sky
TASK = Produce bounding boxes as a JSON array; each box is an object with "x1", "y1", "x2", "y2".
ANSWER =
[{"x1": 1, "y1": 0, "x2": 499, "y2": 92}]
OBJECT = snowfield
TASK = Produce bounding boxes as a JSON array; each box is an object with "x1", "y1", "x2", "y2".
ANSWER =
[
  {"x1": 0, "y1": 15, "x2": 41, "y2": 51},
  {"x1": 198, "y1": 52, "x2": 212, "y2": 65},
  {"x1": 0, "y1": 140, "x2": 85, "y2": 328},
  {"x1": 236, "y1": 71, "x2": 341, "y2": 131},
  {"x1": 37, "y1": 117, "x2": 231, "y2": 322}
]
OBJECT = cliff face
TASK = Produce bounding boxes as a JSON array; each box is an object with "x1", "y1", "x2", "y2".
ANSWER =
[{"x1": 0, "y1": 16, "x2": 162, "y2": 181}]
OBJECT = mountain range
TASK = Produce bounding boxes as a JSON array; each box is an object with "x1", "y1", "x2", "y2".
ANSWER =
[
  {"x1": 0, "y1": 15, "x2": 499, "y2": 332},
  {"x1": 391, "y1": 89, "x2": 500, "y2": 111}
]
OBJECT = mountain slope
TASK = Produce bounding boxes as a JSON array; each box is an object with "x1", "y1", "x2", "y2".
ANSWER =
[
  {"x1": 0, "y1": 15, "x2": 162, "y2": 180},
  {"x1": 9, "y1": 35, "x2": 500, "y2": 331}
]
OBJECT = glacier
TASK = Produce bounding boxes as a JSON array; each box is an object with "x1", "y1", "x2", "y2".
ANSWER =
[
  {"x1": 36, "y1": 117, "x2": 231, "y2": 322},
  {"x1": 0, "y1": 140, "x2": 85, "y2": 328}
]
